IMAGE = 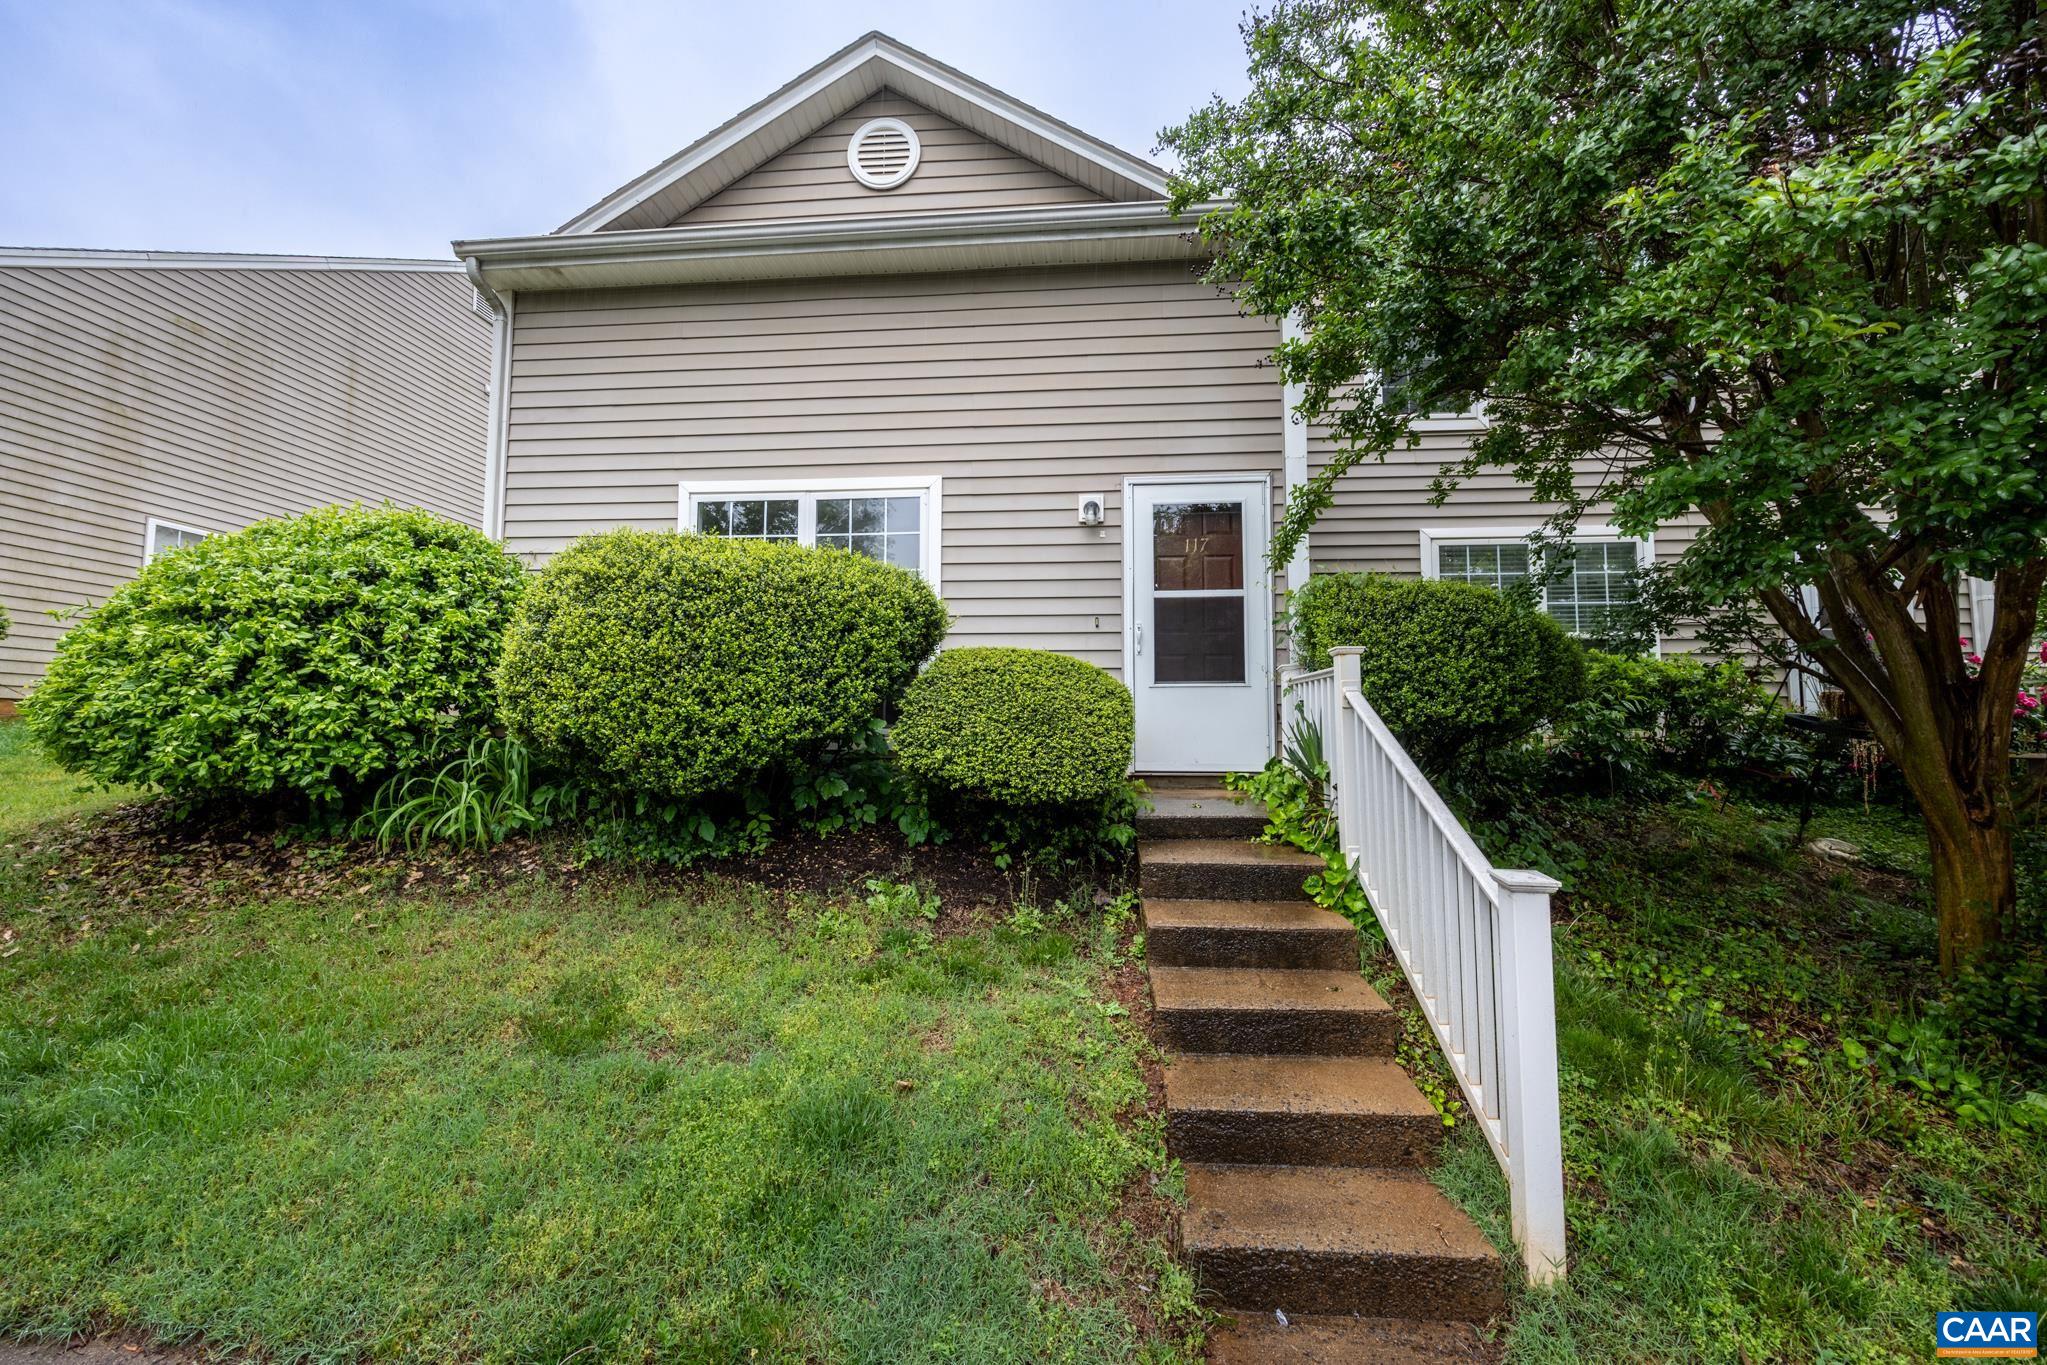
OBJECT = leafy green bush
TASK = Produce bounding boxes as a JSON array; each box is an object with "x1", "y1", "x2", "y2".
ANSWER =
[
  {"x1": 23, "y1": 505, "x2": 524, "y2": 807},
  {"x1": 1551, "y1": 651, "x2": 1796, "y2": 792},
  {"x1": 499, "y1": 530, "x2": 947, "y2": 802},
  {"x1": 893, "y1": 647, "x2": 1134, "y2": 806},
  {"x1": 1289, "y1": 573, "x2": 1586, "y2": 775}
]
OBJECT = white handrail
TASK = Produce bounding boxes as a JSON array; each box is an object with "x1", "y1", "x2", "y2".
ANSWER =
[{"x1": 1282, "y1": 648, "x2": 1567, "y2": 1284}]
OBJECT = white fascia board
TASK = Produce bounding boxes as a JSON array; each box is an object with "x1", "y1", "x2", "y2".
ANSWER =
[
  {"x1": 879, "y1": 43, "x2": 1169, "y2": 197},
  {"x1": 552, "y1": 33, "x2": 1170, "y2": 236},
  {"x1": 459, "y1": 200, "x2": 1225, "y2": 289},
  {"x1": 0, "y1": 246, "x2": 460, "y2": 272},
  {"x1": 556, "y1": 38, "x2": 885, "y2": 235}
]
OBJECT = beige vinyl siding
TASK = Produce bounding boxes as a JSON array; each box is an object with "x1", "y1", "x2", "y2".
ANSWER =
[
  {"x1": 501, "y1": 261, "x2": 1284, "y2": 676},
  {"x1": 0, "y1": 263, "x2": 490, "y2": 701},
  {"x1": 671, "y1": 94, "x2": 1106, "y2": 227},
  {"x1": 1305, "y1": 421, "x2": 1725, "y2": 666}
]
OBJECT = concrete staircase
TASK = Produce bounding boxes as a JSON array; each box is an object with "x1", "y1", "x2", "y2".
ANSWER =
[{"x1": 1138, "y1": 779, "x2": 1502, "y2": 1361}]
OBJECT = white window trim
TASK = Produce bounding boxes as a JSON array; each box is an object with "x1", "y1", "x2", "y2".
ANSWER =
[
  {"x1": 1418, "y1": 524, "x2": 1657, "y2": 650},
  {"x1": 678, "y1": 476, "x2": 942, "y2": 593},
  {"x1": 142, "y1": 516, "x2": 209, "y2": 564},
  {"x1": 1406, "y1": 405, "x2": 1490, "y2": 432},
  {"x1": 1365, "y1": 368, "x2": 1490, "y2": 430}
]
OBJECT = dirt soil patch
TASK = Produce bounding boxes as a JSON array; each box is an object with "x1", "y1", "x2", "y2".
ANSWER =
[{"x1": 7, "y1": 800, "x2": 1131, "y2": 935}]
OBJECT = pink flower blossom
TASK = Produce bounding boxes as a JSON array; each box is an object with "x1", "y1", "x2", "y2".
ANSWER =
[{"x1": 1968, "y1": 653, "x2": 1983, "y2": 666}]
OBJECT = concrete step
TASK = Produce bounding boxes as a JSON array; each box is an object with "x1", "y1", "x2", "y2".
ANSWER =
[
  {"x1": 1150, "y1": 967, "x2": 1398, "y2": 1056},
  {"x1": 1144, "y1": 899, "x2": 1359, "y2": 971},
  {"x1": 1165, "y1": 1055, "x2": 1443, "y2": 1167},
  {"x1": 1208, "y1": 1313, "x2": 1494, "y2": 1364},
  {"x1": 1136, "y1": 786, "x2": 1271, "y2": 840},
  {"x1": 1179, "y1": 1164, "x2": 1505, "y2": 1320},
  {"x1": 1139, "y1": 837, "x2": 1324, "y2": 902}
]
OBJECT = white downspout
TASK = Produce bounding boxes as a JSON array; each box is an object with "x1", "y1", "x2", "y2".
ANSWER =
[
  {"x1": 464, "y1": 257, "x2": 514, "y2": 542},
  {"x1": 1280, "y1": 312, "x2": 1311, "y2": 595}
]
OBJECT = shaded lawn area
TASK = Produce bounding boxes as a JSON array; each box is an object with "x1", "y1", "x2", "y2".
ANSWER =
[
  {"x1": 1425, "y1": 796, "x2": 2047, "y2": 1364},
  {"x1": 0, "y1": 727, "x2": 1196, "y2": 1363},
  {"x1": 0, "y1": 720, "x2": 133, "y2": 834}
]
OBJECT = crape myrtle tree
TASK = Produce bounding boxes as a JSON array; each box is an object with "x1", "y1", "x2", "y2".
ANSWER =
[{"x1": 1163, "y1": 0, "x2": 2047, "y2": 974}]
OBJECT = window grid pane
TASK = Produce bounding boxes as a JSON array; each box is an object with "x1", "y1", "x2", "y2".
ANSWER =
[
  {"x1": 692, "y1": 492, "x2": 927, "y2": 576},
  {"x1": 148, "y1": 523, "x2": 204, "y2": 559},
  {"x1": 1543, "y1": 540, "x2": 1640, "y2": 636},
  {"x1": 1436, "y1": 538, "x2": 1640, "y2": 636},
  {"x1": 816, "y1": 495, "x2": 920, "y2": 569},
  {"x1": 696, "y1": 498, "x2": 799, "y2": 542},
  {"x1": 1437, "y1": 541, "x2": 1531, "y2": 590}
]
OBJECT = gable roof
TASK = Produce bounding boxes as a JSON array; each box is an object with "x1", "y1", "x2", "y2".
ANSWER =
[{"x1": 558, "y1": 31, "x2": 1171, "y2": 235}]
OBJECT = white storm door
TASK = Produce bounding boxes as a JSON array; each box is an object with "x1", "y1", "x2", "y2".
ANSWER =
[{"x1": 1129, "y1": 479, "x2": 1273, "y2": 773}]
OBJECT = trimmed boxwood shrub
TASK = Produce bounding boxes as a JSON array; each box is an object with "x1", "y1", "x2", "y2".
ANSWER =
[
  {"x1": 1290, "y1": 572, "x2": 1585, "y2": 775},
  {"x1": 893, "y1": 647, "x2": 1134, "y2": 806},
  {"x1": 499, "y1": 529, "x2": 947, "y2": 801},
  {"x1": 23, "y1": 505, "x2": 525, "y2": 806}
]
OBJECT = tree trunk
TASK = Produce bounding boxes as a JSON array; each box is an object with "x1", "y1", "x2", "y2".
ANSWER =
[
  {"x1": 1748, "y1": 558, "x2": 2044, "y2": 978},
  {"x1": 1923, "y1": 804, "x2": 2017, "y2": 976}
]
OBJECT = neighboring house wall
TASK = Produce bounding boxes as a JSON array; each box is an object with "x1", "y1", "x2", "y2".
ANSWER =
[
  {"x1": 0, "y1": 255, "x2": 491, "y2": 702},
  {"x1": 500, "y1": 260, "x2": 1284, "y2": 677},
  {"x1": 672, "y1": 94, "x2": 1105, "y2": 227}
]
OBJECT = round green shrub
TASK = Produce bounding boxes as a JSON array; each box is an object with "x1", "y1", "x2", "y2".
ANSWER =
[
  {"x1": 499, "y1": 529, "x2": 948, "y2": 801},
  {"x1": 23, "y1": 505, "x2": 526, "y2": 806},
  {"x1": 1290, "y1": 572, "x2": 1586, "y2": 775},
  {"x1": 893, "y1": 647, "x2": 1134, "y2": 806}
]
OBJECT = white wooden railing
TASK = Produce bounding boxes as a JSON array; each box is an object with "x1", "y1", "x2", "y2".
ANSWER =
[{"x1": 1284, "y1": 647, "x2": 1567, "y2": 1284}]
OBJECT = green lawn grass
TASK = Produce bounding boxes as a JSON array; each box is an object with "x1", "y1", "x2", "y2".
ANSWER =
[
  {"x1": 0, "y1": 734, "x2": 1196, "y2": 1363},
  {"x1": 0, "y1": 721, "x2": 134, "y2": 835},
  {"x1": 1430, "y1": 797, "x2": 2047, "y2": 1363}
]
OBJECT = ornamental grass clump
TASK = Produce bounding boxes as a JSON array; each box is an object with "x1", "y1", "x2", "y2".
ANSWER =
[
  {"x1": 498, "y1": 529, "x2": 947, "y2": 801},
  {"x1": 23, "y1": 504, "x2": 526, "y2": 807},
  {"x1": 893, "y1": 647, "x2": 1134, "y2": 806}
]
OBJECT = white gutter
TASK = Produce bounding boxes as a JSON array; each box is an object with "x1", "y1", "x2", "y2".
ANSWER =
[
  {"x1": 456, "y1": 200, "x2": 1225, "y2": 289},
  {"x1": 1280, "y1": 313, "x2": 1312, "y2": 595},
  {"x1": 464, "y1": 257, "x2": 514, "y2": 544}
]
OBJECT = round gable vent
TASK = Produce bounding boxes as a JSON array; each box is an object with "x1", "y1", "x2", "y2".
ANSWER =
[{"x1": 847, "y1": 117, "x2": 921, "y2": 190}]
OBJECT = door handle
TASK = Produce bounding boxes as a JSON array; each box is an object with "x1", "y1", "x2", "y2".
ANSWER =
[{"x1": 1135, "y1": 623, "x2": 1144, "y2": 655}]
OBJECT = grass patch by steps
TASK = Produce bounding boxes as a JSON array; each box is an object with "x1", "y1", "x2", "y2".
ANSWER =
[
  {"x1": 0, "y1": 724, "x2": 1197, "y2": 1363},
  {"x1": 1432, "y1": 797, "x2": 2047, "y2": 1363}
]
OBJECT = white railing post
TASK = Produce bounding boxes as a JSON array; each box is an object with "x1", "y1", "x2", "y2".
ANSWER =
[
  {"x1": 1493, "y1": 868, "x2": 1568, "y2": 1284},
  {"x1": 1326, "y1": 648, "x2": 1362, "y2": 849}
]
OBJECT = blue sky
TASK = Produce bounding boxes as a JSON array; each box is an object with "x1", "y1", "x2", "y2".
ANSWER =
[{"x1": 0, "y1": 0, "x2": 1255, "y2": 259}]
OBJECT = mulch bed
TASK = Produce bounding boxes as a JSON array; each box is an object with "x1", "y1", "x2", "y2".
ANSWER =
[{"x1": 6, "y1": 799, "x2": 1132, "y2": 935}]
